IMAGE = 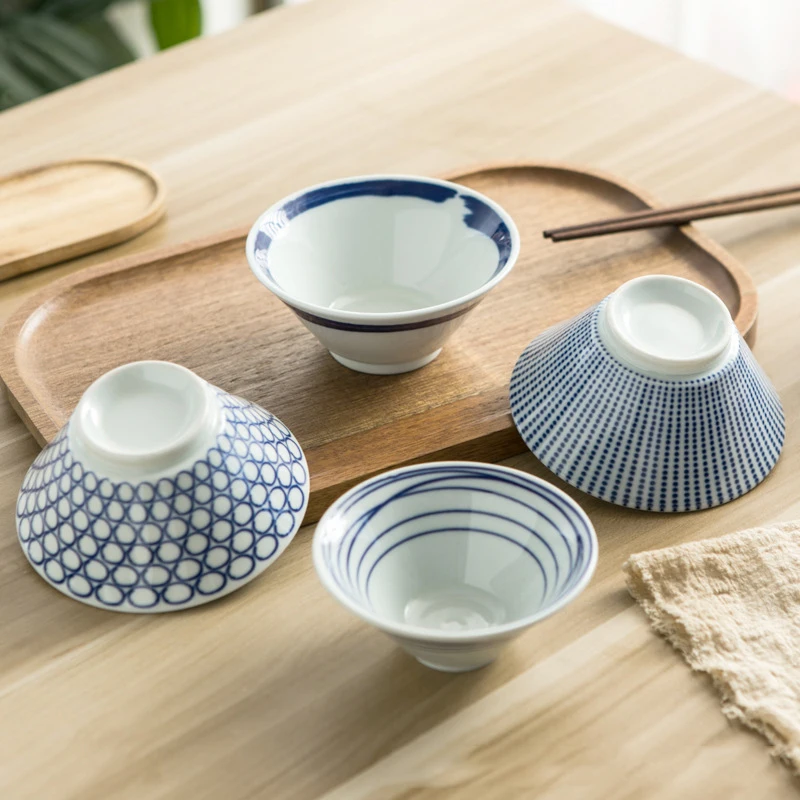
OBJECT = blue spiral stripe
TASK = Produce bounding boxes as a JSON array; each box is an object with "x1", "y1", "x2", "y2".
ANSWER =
[
  {"x1": 318, "y1": 464, "x2": 595, "y2": 608},
  {"x1": 338, "y1": 474, "x2": 586, "y2": 587},
  {"x1": 353, "y1": 508, "x2": 561, "y2": 592},
  {"x1": 364, "y1": 527, "x2": 550, "y2": 608}
]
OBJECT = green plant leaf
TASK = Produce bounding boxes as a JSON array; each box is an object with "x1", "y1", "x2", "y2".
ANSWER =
[
  {"x1": 31, "y1": 0, "x2": 120, "y2": 22},
  {"x1": 0, "y1": 9, "x2": 135, "y2": 111},
  {"x1": 5, "y1": 32, "x2": 74, "y2": 91},
  {"x1": 75, "y1": 15, "x2": 136, "y2": 66},
  {"x1": 0, "y1": 2, "x2": 38, "y2": 22},
  {"x1": 0, "y1": 35, "x2": 46, "y2": 108},
  {"x1": 13, "y1": 14, "x2": 113, "y2": 78},
  {"x1": 149, "y1": 0, "x2": 201, "y2": 51}
]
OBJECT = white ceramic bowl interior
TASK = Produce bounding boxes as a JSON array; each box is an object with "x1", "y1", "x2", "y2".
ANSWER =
[
  {"x1": 313, "y1": 463, "x2": 597, "y2": 672},
  {"x1": 246, "y1": 175, "x2": 520, "y2": 374}
]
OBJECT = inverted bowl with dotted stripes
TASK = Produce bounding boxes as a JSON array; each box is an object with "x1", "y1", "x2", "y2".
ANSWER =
[
  {"x1": 510, "y1": 302, "x2": 785, "y2": 513},
  {"x1": 16, "y1": 392, "x2": 309, "y2": 612},
  {"x1": 313, "y1": 463, "x2": 598, "y2": 672}
]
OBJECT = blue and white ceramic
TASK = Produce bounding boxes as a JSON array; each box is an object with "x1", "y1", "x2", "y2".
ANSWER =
[
  {"x1": 16, "y1": 361, "x2": 309, "y2": 612},
  {"x1": 246, "y1": 175, "x2": 520, "y2": 375},
  {"x1": 510, "y1": 275, "x2": 785, "y2": 513},
  {"x1": 313, "y1": 462, "x2": 597, "y2": 672}
]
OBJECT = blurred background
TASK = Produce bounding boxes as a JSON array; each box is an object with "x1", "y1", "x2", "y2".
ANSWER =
[
  {"x1": 574, "y1": 0, "x2": 800, "y2": 103},
  {"x1": 1, "y1": 0, "x2": 799, "y2": 111}
]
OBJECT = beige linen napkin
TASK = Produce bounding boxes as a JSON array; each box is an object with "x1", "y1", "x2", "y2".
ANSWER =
[{"x1": 624, "y1": 520, "x2": 800, "y2": 771}]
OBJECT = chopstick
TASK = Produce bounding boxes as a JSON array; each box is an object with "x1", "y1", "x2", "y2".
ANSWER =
[{"x1": 543, "y1": 182, "x2": 800, "y2": 242}]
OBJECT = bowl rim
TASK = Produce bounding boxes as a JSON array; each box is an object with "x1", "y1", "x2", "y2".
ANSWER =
[
  {"x1": 312, "y1": 461, "x2": 599, "y2": 642},
  {"x1": 245, "y1": 174, "x2": 521, "y2": 325}
]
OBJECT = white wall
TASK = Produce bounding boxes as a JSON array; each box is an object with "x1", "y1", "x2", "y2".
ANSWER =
[{"x1": 573, "y1": 0, "x2": 800, "y2": 102}]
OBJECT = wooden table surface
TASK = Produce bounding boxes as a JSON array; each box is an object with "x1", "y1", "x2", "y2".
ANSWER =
[{"x1": 1, "y1": 0, "x2": 799, "y2": 797}]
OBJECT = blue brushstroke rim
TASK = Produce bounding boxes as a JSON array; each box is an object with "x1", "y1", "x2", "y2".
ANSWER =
[
  {"x1": 245, "y1": 175, "x2": 520, "y2": 330},
  {"x1": 311, "y1": 462, "x2": 598, "y2": 642}
]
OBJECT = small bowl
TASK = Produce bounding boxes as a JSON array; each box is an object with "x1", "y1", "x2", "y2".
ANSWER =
[
  {"x1": 246, "y1": 175, "x2": 520, "y2": 374},
  {"x1": 510, "y1": 275, "x2": 785, "y2": 512},
  {"x1": 16, "y1": 361, "x2": 309, "y2": 612},
  {"x1": 312, "y1": 462, "x2": 597, "y2": 672}
]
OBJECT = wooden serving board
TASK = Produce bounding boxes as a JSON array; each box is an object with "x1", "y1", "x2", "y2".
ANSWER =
[
  {"x1": 0, "y1": 162, "x2": 757, "y2": 522},
  {"x1": 0, "y1": 157, "x2": 166, "y2": 281}
]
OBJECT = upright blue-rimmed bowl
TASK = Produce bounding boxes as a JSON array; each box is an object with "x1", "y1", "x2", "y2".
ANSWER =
[
  {"x1": 312, "y1": 462, "x2": 597, "y2": 672},
  {"x1": 16, "y1": 361, "x2": 309, "y2": 612},
  {"x1": 510, "y1": 275, "x2": 785, "y2": 513},
  {"x1": 246, "y1": 175, "x2": 520, "y2": 374}
]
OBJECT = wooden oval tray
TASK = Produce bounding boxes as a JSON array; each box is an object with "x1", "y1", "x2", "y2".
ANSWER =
[
  {"x1": 0, "y1": 157, "x2": 166, "y2": 281},
  {"x1": 0, "y1": 162, "x2": 757, "y2": 522}
]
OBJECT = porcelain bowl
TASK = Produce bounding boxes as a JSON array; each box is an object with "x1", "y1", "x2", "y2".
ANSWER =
[
  {"x1": 246, "y1": 175, "x2": 520, "y2": 374},
  {"x1": 16, "y1": 361, "x2": 309, "y2": 612},
  {"x1": 510, "y1": 275, "x2": 785, "y2": 512},
  {"x1": 312, "y1": 462, "x2": 597, "y2": 672}
]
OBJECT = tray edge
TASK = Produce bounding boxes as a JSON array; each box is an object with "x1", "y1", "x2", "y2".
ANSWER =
[
  {"x1": 0, "y1": 226, "x2": 249, "y2": 446},
  {"x1": 0, "y1": 156, "x2": 168, "y2": 282},
  {"x1": 0, "y1": 160, "x2": 761, "y2": 517},
  {"x1": 444, "y1": 159, "x2": 758, "y2": 342}
]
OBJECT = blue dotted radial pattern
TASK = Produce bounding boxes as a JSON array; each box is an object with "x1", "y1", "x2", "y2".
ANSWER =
[
  {"x1": 509, "y1": 302, "x2": 785, "y2": 513},
  {"x1": 16, "y1": 392, "x2": 309, "y2": 611}
]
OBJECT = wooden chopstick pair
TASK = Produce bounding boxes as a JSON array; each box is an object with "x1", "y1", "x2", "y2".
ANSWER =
[{"x1": 543, "y1": 181, "x2": 800, "y2": 242}]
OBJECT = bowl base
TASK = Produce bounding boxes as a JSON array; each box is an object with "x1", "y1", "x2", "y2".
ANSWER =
[
  {"x1": 330, "y1": 349, "x2": 441, "y2": 374},
  {"x1": 415, "y1": 656, "x2": 495, "y2": 673}
]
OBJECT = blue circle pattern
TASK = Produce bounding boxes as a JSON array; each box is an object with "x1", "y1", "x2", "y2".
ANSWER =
[
  {"x1": 16, "y1": 392, "x2": 309, "y2": 611},
  {"x1": 509, "y1": 302, "x2": 785, "y2": 512}
]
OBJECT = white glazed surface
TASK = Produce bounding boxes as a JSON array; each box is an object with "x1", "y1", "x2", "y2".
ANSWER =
[
  {"x1": 70, "y1": 361, "x2": 224, "y2": 482},
  {"x1": 246, "y1": 175, "x2": 520, "y2": 374},
  {"x1": 16, "y1": 361, "x2": 310, "y2": 612},
  {"x1": 313, "y1": 462, "x2": 598, "y2": 672},
  {"x1": 265, "y1": 194, "x2": 499, "y2": 312},
  {"x1": 598, "y1": 274, "x2": 737, "y2": 377},
  {"x1": 299, "y1": 313, "x2": 468, "y2": 374}
]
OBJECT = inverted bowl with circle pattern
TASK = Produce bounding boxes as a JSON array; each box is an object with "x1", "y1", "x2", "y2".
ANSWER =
[{"x1": 16, "y1": 361, "x2": 309, "y2": 612}]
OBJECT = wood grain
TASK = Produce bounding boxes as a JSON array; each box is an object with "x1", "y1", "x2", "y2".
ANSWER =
[
  {"x1": 0, "y1": 163, "x2": 758, "y2": 523},
  {"x1": 0, "y1": 0, "x2": 799, "y2": 797},
  {"x1": 0, "y1": 158, "x2": 165, "y2": 281}
]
